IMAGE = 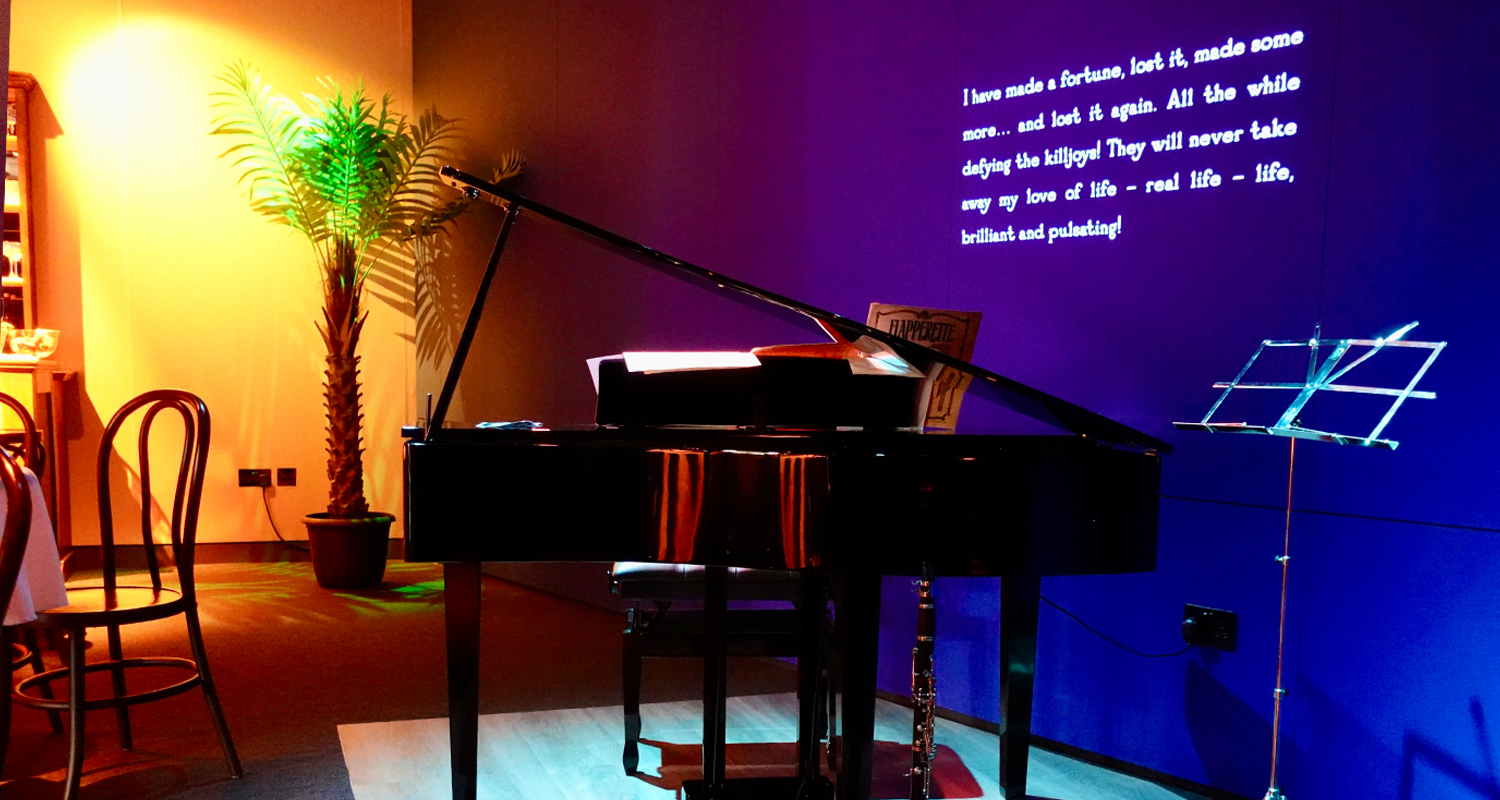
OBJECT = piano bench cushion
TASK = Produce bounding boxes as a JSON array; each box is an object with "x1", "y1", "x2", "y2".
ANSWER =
[{"x1": 610, "y1": 562, "x2": 803, "y2": 602}]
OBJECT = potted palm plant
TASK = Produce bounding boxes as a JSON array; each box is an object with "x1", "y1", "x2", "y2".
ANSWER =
[{"x1": 210, "y1": 62, "x2": 515, "y2": 588}]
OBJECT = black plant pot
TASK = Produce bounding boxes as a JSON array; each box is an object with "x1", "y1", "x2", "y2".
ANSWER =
[{"x1": 303, "y1": 512, "x2": 395, "y2": 589}]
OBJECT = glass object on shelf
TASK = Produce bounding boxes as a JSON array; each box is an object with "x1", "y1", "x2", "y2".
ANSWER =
[
  {"x1": 4, "y1": 327, "x2": 57, "y2": 359},
  {"x1": 1, "y1": 240, "x2": 19, "y2": 277},
  {"x1": 4, "y1": 154, "x2": 17, "y2": 208}
]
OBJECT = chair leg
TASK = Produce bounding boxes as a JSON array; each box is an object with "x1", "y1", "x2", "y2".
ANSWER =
[
  {"x1": 22, "y1": 628, "x2": 64, "y2": 734},
  {"x1": 1, "y1": 627, "x2": 13, "y2": 777},
  {"x1": 106, "y1": 624, "x2": 132, "y2": 750},
  {"x1": 184, "y1": 604, "x2": 242, "y2": 778},
  {"x1": 622, "y1": 628, "x2": 642, "y2": 775},
  {"x1": 63, "y1": 627, "x2": 86, "y2": 800}
]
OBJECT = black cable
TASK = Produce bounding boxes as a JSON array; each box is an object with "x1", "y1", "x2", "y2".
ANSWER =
[
  {"x1": 260, "y1": 485, "x2": 309, "y2": 552},
  {"x1": 1040, "y1": 595, "x2": 1192, "y2": 658}
]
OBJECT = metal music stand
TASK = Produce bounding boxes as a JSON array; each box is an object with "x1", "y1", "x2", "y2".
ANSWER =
[{"x1": 1174, "y1": 321, "x2": 1445, "y2": 800}]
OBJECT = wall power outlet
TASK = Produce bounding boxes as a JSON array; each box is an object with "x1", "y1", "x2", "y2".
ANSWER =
[
  {"x1": 1182, "y1": 604, "x2": 1238, "y2": 651},
  {"x1": 238, "y1": 468, "x2": 271, "y2": 487}
]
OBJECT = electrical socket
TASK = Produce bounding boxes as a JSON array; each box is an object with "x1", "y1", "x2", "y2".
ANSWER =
[
  {"x1": 238, "y1": 469, "x2": 271, "y2": 488},
  {"x1": 1182, "y1": 604, "x2": 1238, "y2": 651},
  {"x1": 276, "y1": 468, "x2": 297, "y2": 486}
]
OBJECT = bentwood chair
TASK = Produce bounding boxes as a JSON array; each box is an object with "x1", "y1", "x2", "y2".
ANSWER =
[
  {"x1": 0, "y1": 391, "x2": 63, "y2": 738},
  {"x1": 0, "y1": 391, "x2": 45, "y2": 476},
  {"x1": 0, "y1": 447, "x2": 36, "y2": 773},
  {"x1": 13, "y1": 390, "x2": 242, "y2": 799}
]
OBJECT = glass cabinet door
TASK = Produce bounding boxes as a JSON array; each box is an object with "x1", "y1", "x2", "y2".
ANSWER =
[{"x1": 6, "y1": 72, "x2": 36, "y2": 332}]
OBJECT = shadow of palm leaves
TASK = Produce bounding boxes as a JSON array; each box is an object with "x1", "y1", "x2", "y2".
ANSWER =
[
  {"x1": 361, "y1": 231, "x2": 464, "y2": 367},
  {"x1": 364, "y1": 155, "x2": 522, "y2": 367},
  {"x1": 412, "y1": 233, "x2": 467, "y2": 367}
]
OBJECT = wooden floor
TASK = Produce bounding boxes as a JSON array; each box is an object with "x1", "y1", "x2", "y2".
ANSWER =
[{"x1": 338, "y1": 693, "x2": 1209, "y2": 800}]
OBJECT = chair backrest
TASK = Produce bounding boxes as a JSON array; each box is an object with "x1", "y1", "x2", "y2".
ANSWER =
[
  {"x1": 0, "y1": 391, "x2": 44, "y2": 475},
  {"x1": 0, "y1": 448, "x2": 34, "y2": 624},
  {"x1": 96, "y1": 390, "x2": 210, "y2": 598}
]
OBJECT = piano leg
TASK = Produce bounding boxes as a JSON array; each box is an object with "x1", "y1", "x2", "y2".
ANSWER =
[
  {"x1": 797, "y1": 571, "x2": 824, "y2": 782},
  {"x1": 702, "y1": 565, "x2": 729, "y2": 791},
  {"x1": 444, "y1": 562, "x2": 482, "y2": 800},
  {"x1": 836, "y1": 573, "x2": 882, "y2": 800},
  {"x1": 999, "y1": 576, "x2": 1041, "y2": 799}
]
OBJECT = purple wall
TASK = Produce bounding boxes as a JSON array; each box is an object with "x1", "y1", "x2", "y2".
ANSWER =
[{"x1": 414, "y1": 1, "x2": 1500, "y2": 797}]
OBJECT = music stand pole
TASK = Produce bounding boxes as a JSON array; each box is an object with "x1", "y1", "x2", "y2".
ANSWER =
[{"x1": 1264, "y1": 436, "x2": 1296, "y2": 800}]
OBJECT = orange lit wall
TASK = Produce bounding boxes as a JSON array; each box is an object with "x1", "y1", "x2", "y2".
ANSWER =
[{"x1": 12, "y1": 0, "x2": 416, "y2": 546}]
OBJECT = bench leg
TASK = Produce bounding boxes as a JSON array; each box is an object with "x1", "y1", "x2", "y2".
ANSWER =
[{"x1": 622, "y1": 622, "x2": 643, "y2": 774}]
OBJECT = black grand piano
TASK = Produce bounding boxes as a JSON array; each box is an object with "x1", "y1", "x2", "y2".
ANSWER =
[{"x1": 405, "y1": 167, "x2": 1170, "y2": 800}]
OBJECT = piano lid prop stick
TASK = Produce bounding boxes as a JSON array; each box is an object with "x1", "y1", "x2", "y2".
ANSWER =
[{"x1": 427, "y1": 203, "x2": 521, "y2": 440}]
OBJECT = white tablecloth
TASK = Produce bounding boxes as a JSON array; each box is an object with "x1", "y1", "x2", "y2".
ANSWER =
[{"x1": 3, "y1": 468, "x2": 67, "y2": 625}]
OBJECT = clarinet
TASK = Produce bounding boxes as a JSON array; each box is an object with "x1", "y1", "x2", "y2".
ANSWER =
[{"x1": 909, "y1": 562, "x2": 937, "y2": 800}]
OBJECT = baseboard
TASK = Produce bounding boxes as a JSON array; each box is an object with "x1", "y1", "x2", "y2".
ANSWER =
[
  {"x1": 873, "y1": 689, "x2": 1251, "y2": 800},
  {"x1": 62, "y1": 538, "x2": 404, "y2": 576}
]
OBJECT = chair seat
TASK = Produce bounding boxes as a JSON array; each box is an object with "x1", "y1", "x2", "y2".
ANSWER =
[
  {"x1": 610, "y1": 562, "x2": 803, "y2": 602},
  {"x1": 32, "y1": 584, "x2": 187, "y2": 628}
]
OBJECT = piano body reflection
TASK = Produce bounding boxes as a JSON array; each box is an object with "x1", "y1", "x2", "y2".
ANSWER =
[{"x1": 405, "y1": 167, "x2": 1170, "y2": 800}]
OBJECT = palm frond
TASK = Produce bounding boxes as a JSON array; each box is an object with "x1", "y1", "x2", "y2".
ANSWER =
[
  {"x1": 209, "y1": 61, "x2": 327, "y2": 244},
  {"x1": 297, "y1": 81, "x2": 392, "y2": 249},
  {"x1": 213, "y1": 60, "x2": 523, "y2": 288},
  {"x1": 368, "y1": 108, "x2": 467, "y2": 244}
]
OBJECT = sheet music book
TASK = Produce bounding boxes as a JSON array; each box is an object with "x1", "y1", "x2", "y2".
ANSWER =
[{"x1": 867, "y1": 304, "x2": 983, "y2": 430}]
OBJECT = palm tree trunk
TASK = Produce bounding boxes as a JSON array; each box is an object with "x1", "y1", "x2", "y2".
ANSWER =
[{"x1": 321, "y1": 239, "x2": 369, "y2": 518}]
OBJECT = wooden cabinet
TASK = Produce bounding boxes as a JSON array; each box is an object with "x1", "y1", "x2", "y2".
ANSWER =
[
  {"x1": 7, "y1": 72, "x2": 36, "y2": 330},
  {"x1": 0, "y1": 365, "x2": 73, "y2": 550},
  {"x1": 2, "y1": 73, "x2": 71, "y2": 550}
]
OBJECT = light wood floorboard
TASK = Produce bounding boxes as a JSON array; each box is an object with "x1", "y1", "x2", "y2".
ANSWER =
[{"x1": 338, "y1": 694, "x2": 1207, "y2": 800}]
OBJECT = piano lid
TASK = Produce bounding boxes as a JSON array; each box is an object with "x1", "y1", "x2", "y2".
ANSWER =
[{"x1": 434, "y1": 166, "x2": 1170, "y2": 454}]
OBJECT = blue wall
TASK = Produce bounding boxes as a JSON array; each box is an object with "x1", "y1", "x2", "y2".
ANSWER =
[{"x1": 413, "y1": 2, "x2": 1500, "y2": 797}]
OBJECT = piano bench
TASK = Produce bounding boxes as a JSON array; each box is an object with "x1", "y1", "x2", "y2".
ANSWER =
[
  {"x1": 609, "y1": 561, "x2": 804, "y2": 603},
  {"x1": 609, "y1": 562, "x2": 831, "y2": 776}
]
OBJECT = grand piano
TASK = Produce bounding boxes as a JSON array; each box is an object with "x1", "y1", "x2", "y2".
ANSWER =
[{"x1": 404, "y1": 167, "x2": 1170, "y2": 800}]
